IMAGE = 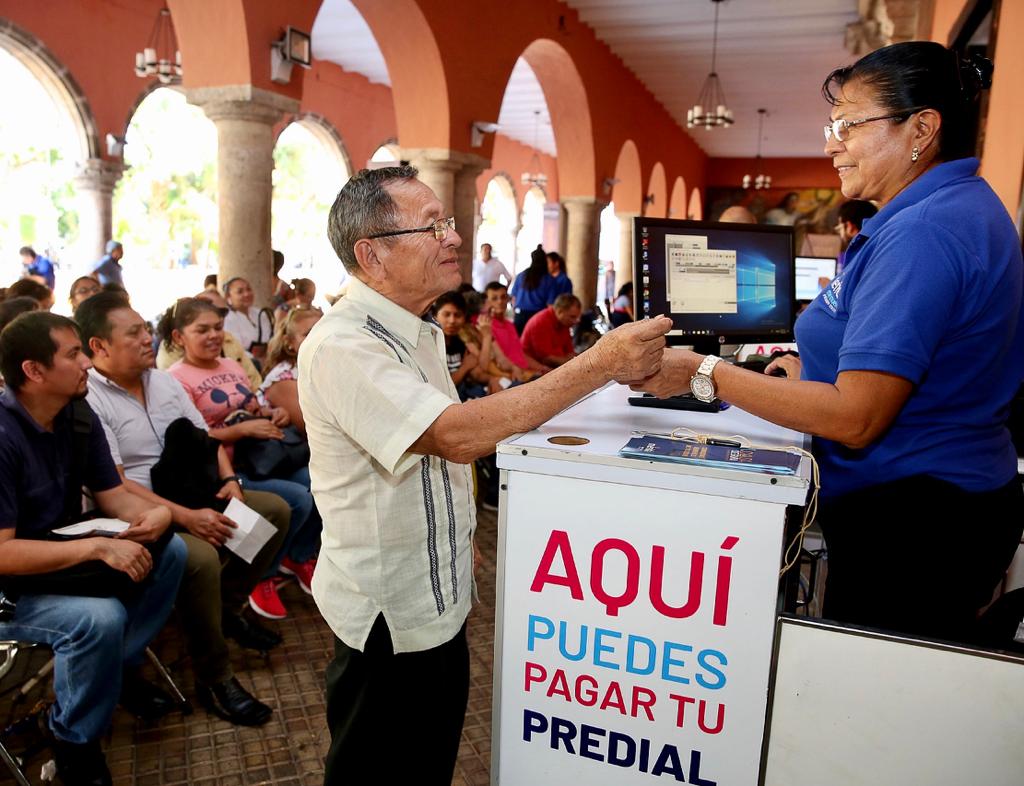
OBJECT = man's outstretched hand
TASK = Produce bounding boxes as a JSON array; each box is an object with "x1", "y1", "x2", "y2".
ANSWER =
[{"x1": 584, "y1": 316, "x2": 672, "y2": 385}]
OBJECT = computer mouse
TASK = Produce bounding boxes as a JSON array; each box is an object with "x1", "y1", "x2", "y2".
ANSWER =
[{"x1": 769, "y1": 367, "x2": 788, "y2": 378}]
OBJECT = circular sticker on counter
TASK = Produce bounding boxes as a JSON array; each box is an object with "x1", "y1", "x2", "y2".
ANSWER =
[{"x1": 547, "y1": 435, "x2": 590, "y2": 446}]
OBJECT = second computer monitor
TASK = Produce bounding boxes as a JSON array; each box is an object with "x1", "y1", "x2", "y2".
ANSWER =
[
  {"x1": 634, "y1": 218, "x2": 795, "y2": 353},
  {"x1": 795, "y1": 256, "x2": 838, "y2": 300}
]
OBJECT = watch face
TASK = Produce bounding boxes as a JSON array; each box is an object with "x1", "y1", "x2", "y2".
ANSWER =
[{"x1": 690, "y1": 375, "x2": 715, "y2": 402}]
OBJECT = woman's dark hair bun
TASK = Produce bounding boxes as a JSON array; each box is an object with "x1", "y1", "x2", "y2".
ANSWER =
[{"x1": 959, "y1": 52, "x2": 994, "y2": 100}]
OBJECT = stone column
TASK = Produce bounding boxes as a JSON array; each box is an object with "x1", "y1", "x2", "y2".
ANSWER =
[
  {"x1": 615, "y1": 211, "x2": 640, "y2": 290},
  {"x1": 73, "y1": 158, "x2": 126, "y2": 266},
  {"x1": 405, "y1": 148, "x2": 489, "y2": 283},
  {"x1": 188, "y1": 86, "x2": 299, "y2": 307},
  {"x1": 562, "y1": 196, "x2": 607, "y2": 311}
]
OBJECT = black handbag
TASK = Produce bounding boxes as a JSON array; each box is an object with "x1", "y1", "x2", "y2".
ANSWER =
[{"x1": 233, "y1": 424, "x2": 310, "y2": 480}]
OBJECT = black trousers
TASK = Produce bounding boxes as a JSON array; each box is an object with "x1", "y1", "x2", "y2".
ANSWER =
[
  {"x1": 819, "y1": 474, "x2": 1023, "y2": 643},
  {"x1": 323, "y1": 614, "x2": 470, "y2": 785}
]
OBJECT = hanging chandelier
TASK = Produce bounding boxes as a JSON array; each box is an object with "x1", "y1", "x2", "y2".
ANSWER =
[
  {"x1": 687, "y1": 0, "x2": 734, "y2": 131},
  {"x1": 521, "y1": 110, "x2": 549, "y2": 189},
  {"x1": 134, "y1": 7, "x2": 182, "y2": 85},
  {"x1": 743, "y1": 109, "x2": 772, "y2": 189}
]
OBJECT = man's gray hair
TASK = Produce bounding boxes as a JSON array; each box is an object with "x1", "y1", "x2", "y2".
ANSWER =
[
  {"x1": 553, "y1": 293, "x2": 581, "y2": 311},
  {"x1": 327, "y1": 165, "x2": 419, "y2": 273}
]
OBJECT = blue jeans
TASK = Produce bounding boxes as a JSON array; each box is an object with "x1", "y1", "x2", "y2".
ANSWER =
[
  {"x1": 0, "y1": 535, "x2": 187, "y2": 744},
  {"x1": 240, "y1": 465, "x2": 321, "y2": 577}
]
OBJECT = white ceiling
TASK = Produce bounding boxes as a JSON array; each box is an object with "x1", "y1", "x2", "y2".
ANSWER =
[
  {"x1": 312, "y1": 0, "x2": 861, "y2": 160},
  {"x1": 563, "y1": 0, "x2": 861, "y2": 157}
]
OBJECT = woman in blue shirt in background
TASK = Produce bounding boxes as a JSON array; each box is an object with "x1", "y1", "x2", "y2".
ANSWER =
[
  {"x1": 510, "y1": 246, "x2": 555, "y2": 334},
  {"x1": 635, "y1": 42, "x2": 1023, "y2": 644}
]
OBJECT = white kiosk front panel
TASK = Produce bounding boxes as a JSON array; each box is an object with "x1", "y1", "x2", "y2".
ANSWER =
[{"x1": 492, "y1": 385, "x2": 811, "y2": 786}]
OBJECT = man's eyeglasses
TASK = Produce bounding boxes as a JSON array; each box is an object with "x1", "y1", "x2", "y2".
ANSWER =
[
  {"x1": 823, "y1": 106, "x2": 926, "y2": 143},
  {"x1": 367, "y1": 217, "x2": 455, "y2": 242}
]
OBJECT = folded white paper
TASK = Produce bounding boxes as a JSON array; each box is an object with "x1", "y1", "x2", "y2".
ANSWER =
[
  {"x1": 52, "y1": 518, "x2": 130, "y2": 537},
  {"x1": 222, "y1": 498, "x2": 277, "y2": 564}
]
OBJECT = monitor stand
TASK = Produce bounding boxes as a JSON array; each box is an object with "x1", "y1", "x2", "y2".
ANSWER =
[{"x1": 690, "y1": 338, "x2": 723, "y2": 357}]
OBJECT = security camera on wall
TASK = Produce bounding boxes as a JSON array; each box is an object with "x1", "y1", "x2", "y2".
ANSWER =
[{"x1": 271, "y1": 26, "x2": 312, "y2": 85}]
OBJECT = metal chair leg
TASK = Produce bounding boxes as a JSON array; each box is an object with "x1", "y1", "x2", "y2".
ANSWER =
[
  {"x1": 0, "y1": 737, "x2": 32, "y2": 786},
  {"x1": 144, "y1": 648, "x2": 192, "y2": 715}
]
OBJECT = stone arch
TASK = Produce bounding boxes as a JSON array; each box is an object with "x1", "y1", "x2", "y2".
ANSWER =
[
  {"x1": 122, "y1": 81, "x2": 177, "y2": 140},
  {"x1": 516, "y1": 185, "x2": 547, "y2": 274},
  {"x1": 0, "y1": 17, "x2": 100, "y2": 161},
  {"x1": 519, "y1": 39, "x2": 596, "y2": 198},
  {"x1": 485, "y1": 171, "x2": 519, "y2": 204},
  {"x1": 288, "y1": 113, "x2": 354, "y2": 177},
  {"x1": 610, "y1": 139, "x2": 642, "y2": 215},
  {"x1": 688, "y1": 187, "x2": 703, "y2": 220},
  {"x1": 371, "y1": 139, "x2": 403, "y2": 165},
  {"x1": 478, "y1": 172, "x2": 519, "y2": 269},
  {"x1": 645, "y1": 162, "x2": 667, "y2": 219},
  {"x1": 669, "y1": 176, "x2": 687, "y2": 219}
]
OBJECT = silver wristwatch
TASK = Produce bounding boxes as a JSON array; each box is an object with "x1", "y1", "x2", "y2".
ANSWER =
[{"x1": 690, "y1": 355, "x2": 723, "y2": 403}]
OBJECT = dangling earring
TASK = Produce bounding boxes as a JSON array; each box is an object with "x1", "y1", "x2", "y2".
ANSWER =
[{"x1": 911, "y1": 146, "x2": 920, "y2": 163}]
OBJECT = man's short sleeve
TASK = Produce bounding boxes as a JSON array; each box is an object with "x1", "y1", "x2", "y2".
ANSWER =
[
  {"x1": 838, "y1": 219, "x2": 964, "y2": 385},
  {"x1": 84, "y1": 409, "x2": 122, "y2": 493},
  {"x1": 307, "y1": 335, "x2": 456, "y2": 476}
]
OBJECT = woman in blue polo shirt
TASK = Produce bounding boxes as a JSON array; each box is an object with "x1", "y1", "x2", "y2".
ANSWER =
[
  {"x1": 635, "y1": 42, "x2": 1023, "y2": 643},
  {"x1": 509, "y1": 246, "x2": 556, "y2": 334}
]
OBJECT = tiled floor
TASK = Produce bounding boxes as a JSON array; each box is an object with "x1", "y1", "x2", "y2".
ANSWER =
[{"x1": 0, "y1": 507, "x2": 499, "y2": 785}]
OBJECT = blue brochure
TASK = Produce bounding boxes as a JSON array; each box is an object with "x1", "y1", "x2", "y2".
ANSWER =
[{"x1": 620, "y1": 434, "x2": 801, "y2": 475}]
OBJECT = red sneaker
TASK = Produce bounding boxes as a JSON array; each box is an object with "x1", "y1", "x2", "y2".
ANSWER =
[
  {"x1": 279, "y1": 557, "x2": 316, "y2": 595},
  {"x1": 248, "y1": 578, "x2": 287, "y2": 620}
]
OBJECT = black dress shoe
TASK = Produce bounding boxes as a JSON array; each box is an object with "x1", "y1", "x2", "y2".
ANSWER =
[
  {"x1": 196, "y1": 677, "x2": 272, "y2": 726},
  {"x1": 53, "y1": 737, "x2": 112, "y2": 786},
  {"x1": 119, "y1": 670, "x2": 175, "y2": 721},
  {"x1": 223, "y1": 611, "x2": 283, "y2": 651}
]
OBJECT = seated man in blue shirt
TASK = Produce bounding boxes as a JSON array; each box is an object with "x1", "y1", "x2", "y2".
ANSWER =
[{"x1": 0, "y1": 311, "x2": 187, "y2": 786}]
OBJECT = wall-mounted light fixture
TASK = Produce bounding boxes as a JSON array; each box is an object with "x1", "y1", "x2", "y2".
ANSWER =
[
  {"x1": 105, "y1": 133, "x2": 127, "y2": 158},
  {"x1": 471, "y1": 121, "x2": 501, "y2": 148},
  {"x1": 601, "y1": 177, "x2": 621, "y2": 196},
  {"x1": 271, "y1": 27, "x2": 312, "y2": 84},
  {"x1": 643, "y1": 193, "x2": 656, "y2": 207}
]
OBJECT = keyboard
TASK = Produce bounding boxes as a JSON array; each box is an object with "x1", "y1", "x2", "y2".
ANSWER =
[{"x1": 627, "y1": 393, "x2": 727, "y2": 413}]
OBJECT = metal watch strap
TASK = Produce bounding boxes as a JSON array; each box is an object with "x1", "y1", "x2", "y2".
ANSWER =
[{"x1": 696, "y1": 355, "x2": 722, "y2": 379}]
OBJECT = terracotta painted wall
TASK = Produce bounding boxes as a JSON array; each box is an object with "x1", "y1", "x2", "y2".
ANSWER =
[
  {"x1": 297, "y1": 59, "x2": 396, "y2": 172},
  {"x1": 706, "y1": 158, "x2": 838, "y2": 189},
  {"x1": 477, "y1": 134, "x2": 559, "y2": 210},
  {"x1": 399, "y1": 0, "x2": 707, "y2": 200},
  {"x1": 166, "y1": 0, "x2": 322, "y2": 102},
  {"x1": 2, "y1": 0, "x2": 705, "y2": 209},
  {"x1": 979, "y1": 0, "x2": 1024, "y2": 220},
  {"x1": 929, "y1": 0, "x2": 1024, "y2": 220},
  {"x1": 0, "y1": 0, "x2": 170, "y2": 160},
  {"x1": 930, "y1": 0, "x2": 972, "y2": 44}
]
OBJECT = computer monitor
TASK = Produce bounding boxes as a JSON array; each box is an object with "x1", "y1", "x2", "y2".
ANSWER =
[
  {"x1": 795, "y1": 256, "x2": 838, "y2": 300},
  {"x1": 634, "y1": 218, "x2": 795, "y2": 354}
]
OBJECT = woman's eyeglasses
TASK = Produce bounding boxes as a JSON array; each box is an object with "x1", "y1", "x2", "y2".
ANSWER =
[
  {"x1": 367, "y1": 217, "x2": 455, "y2": 242},
  {"x1": 824, "y1": 106, "x2": 926, "y2": 143}
]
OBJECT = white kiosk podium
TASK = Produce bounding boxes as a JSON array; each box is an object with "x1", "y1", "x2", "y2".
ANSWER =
[{"x1": 491, "y1": 384, "x2": 812, "y2": 786}]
